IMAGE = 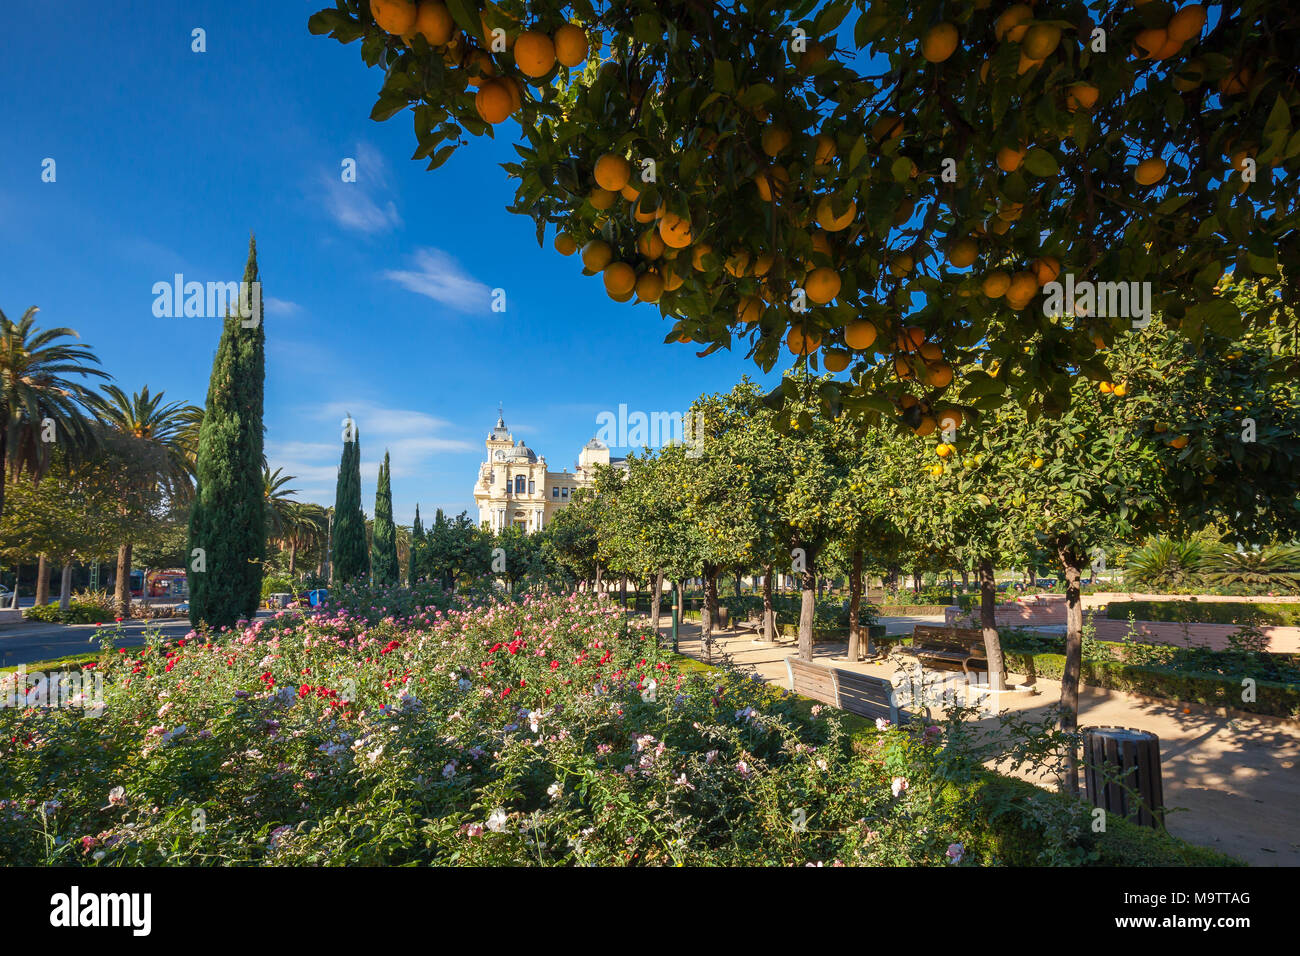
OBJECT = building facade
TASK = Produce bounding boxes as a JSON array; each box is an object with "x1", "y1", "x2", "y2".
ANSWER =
[{"x1": 474, "y1": 410, "x2": 626, "y2": 533}]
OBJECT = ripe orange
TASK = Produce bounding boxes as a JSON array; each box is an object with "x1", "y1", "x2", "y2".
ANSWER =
[
  {"x1": 553, "y1": 23, "x2": 589, "y2": 67},
  {"x1": 914, "y1": 415, "x2": 937, "y2": 437},
  {"x1": 1135, "y1": 158, "x2": 1167, "y2": 186},
  {"x1": 691, "y1": 243, "x2": 713, "y2": 271},
  {"x1": 823, "y1": 348, "x2": 851, "y2": 373},
  {"x1": 371, "y1": 0, "x2": 418, "y2": 36},
  {"x1": 982, "y1": 271, "x2": 1011, "y2": 298},
  {"x1": 1031, "y1": 256, "x2": 1061, "y2": 286},
  {"x1": 474, "y1": 78, "x2": 513, "y2": 124},
  {"x1": 636, "y1": 230, "x2": 665, "y2": 260},
  {"x1": 514, "y1": 30, "x2": 556, "y2": 77},
  {"x1": 994, "y1": 4, "x2": 1032, "y2": 42},
  {"x1": 754, "y1": 165, "x2": 789, "y2": 202},
  {"x1": 620, "y1": 182, "x2": 640, "y2": 202},
  {"x1": 919, "y1": 342, "x2": 942, "y2": 362},
  {"x1": 786, "y1": 324, "x2": 822, "y2": 355},
  {"x1": 947, "y1": 238, "x2": 978, "y2": 269},
  {"x1": 805, "y1": 268, "x2": 842, "y2": 305},
  {"x1": 413, "y1": 0, "x2": 454, "y2": 44},
  {"x1": 894, "y1": 356, "x2": 916, "y2": 380},
  {"x1": 594, "y1": 153, "x2": 631, "y2": 192},
  {"x1": 752, "y1": 253, "x2": 773, "y2": 277},
  {"x1": 464, "y1": 49, "x2": 496, "y2": 87},
  {"x1": 736, "y1": 295, "x2": 763, "y2": 325},
  {"x1": 761, "y1": 125, "x2": 792, "y2": 157},
  {"x1": 1006, "y1": 271, "x2": 1038, "y2": 307},
  {"x1": 925, "y1": 362, "x2": 954, "y2": 388},
  {"x1": 816, "y1": 197, "x2": 856, "y2": 232},
  {"x1": 1098, "y1": 381, "x2": 1113, "y2": 394},
  {"x1": 1170, "y1": 435, "x2": 1189, "y2": 449},
  {"x1": 635, "y1": 271, "x2": 664, "y2": 303},
  {"x1": 936, "y1": 443, "x2": 954, "y2": 458},
  {"x1": 922, "y1": 23, "x2": 959, "y2": 63},
  {"x1": 814, "y1": 134, "x2": 836, "y2": 165},
  {"x1": 603, "y1": 262, "x2": 636, "y2": 297},
  {"x1": 1133, "y1": 28, "x2": 1167, "y2": 59},
  {"x1": 662, "y1": 264, "x2": 684, "y2": 291},
  {"x1": 1065, "y1": 83, "x2": 1099, "y2": 111},
  {"x1": 870, "y1": 114, "x2": 904, "y2": 143},
  {"x1": 1167, "y1": 5, "x2": 1207, "y2": 44},
  {"x1": 724, "y1": 250, "x2": 751, "y2": 278},
  {"x1": 659, "y1": 211, "x2": 693, "y2": 249},
  {"x1": 1219, "y1": 66, "x2": 1252, "y2": 96},
  {"x1": 996, "y1": 146, "x2": 1025, "y2": 172},
  {"x1": 1022, "y1": 23, "x2": 1061, "y2": 59},
  {"x1": 588, "y1": 187, "x2": 616, "y2": 210},
  {"x1": 581, "y1": 239, "x2": 613, "y2": 272},
  {"x1": 554, "y1": 233, "x2": 577, "y2": 256},
  {"x1": 844, "y1": 321, "x2": 878, "y2": 351},
  {"x1": 938, "y1": 408, "x2": 963, "y2": 431}
]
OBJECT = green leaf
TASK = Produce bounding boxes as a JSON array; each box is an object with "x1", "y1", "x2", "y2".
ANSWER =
[
  {"x1": 713, "y1": 59, "x2": 734, "y2": 94},
  {"x1": 445, "y1": 0, "x2": 482, "y2": 42},
  {"x1": 1023, "y1": 148, "x2": 1059, "y2": 177}
]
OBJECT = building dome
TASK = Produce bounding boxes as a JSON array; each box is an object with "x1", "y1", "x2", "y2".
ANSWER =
[{"x1": 510, "y1": 439, "x2": 537, "y2": 462}]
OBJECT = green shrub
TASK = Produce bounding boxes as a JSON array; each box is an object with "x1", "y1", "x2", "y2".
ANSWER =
[
  {"x1": 21, "y1": 601, "x2": 111, "y2": 625},
  {"x1": 23, "y1": 604, "x2": 61, "y2": 623},
  {"x1": 1107, "y1": 600, "x2": 1300, "y2": 627}
]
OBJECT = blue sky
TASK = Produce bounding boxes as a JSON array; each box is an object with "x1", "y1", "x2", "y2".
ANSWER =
[{"x1": 1, "y1": 1, "x2": 782, "y2": 523}]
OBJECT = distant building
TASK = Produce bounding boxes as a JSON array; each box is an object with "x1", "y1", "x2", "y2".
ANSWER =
[{"x1": 474, "y1": 409, "x2": 626, "y2": 533}]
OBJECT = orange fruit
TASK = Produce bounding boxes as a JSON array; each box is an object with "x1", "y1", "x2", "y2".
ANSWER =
[
  {"x1": 1098, "y1": 381, "x2": 1113, "y2": 394},
  {"x1": 814, "y1": 134, "x2": 836, "y2": 165},
  {"x1": 922, "y1": 23, "x2": 959, "y2": 63},
  {"x1": 464, "y1": 49, "x2": 496, "y2": 87},
  {"x1": 919, "y1": 342, "x2": 942, "y2": 362},
  {"x1": 870, "y1": 114, "x2": 904, "y2": 143},
  {"x1": 588, "y1": 187, "x2": 616, "y2": 210},
  {"x1": 594, "y1": 153, "x2": 631, "y2": 192},
  {"x1": 603, "y1": 262, "x2": 636, "y2": 297},
  {"x1": 691, "y1": 243, "x2": 713, "y2": 271},
  {"x1": 805, "y1": 267, "x2": 842, "y2": 304},
  {"x1": 635, "y1": 271, "x2": 664, "y2": 303},
  {"x1": 1022, "y1": 23, "x2": 1061, "y2": 59},
  {"x1": 925, "y1": 363, "x2": 954, "y2": 388},
  {"x1": 1170, "y1": 435, "x2": 1189, "y2": 449},
  {"x1": 659, "y1": 211, "x2": 693, "y2": 249},
  {"x1": 620, "y1": 182, "x2": 640, "y2": 202},
  {"x1": 553, "y1": 23, "x2": 589, "y2": 67},
  {"x1": 1135, "y1": 158, "x2": 1166, "y2": 186},
  {"x1": 412, "y1": 0, "x2": 454, "y2": 44},
  {"x1": 938, "y1": 408, "x2": 963, "y2": 431},
  {"x1": 1031, "y1": 256, "x2": 1061, "y2": 286},
  {"x1": 661, "y1": 264, "x2": 684, "y2": 291},
  {"x1": 1133, "y1": 28, "x2": 1167, "y2": 59},
  {"x1": 994, "y1": 4, "x2": 1032, "y2": 42},
  {"x1": 736, "y1": 295, "x2": 763, "y2": 325},
  {"x1": 844, "y1": 321, "x2": 878, "y2": 350},
  {"x1": 514, "y1": 30, "x2": 556, "y2": 77},
  {"x1": 1167, "y1": 5, "x2": 1207, "y2": 44},
  {"x1": 815, "y1": 197, "x2": 856, "y2": 232},
  {"x1": 996, "y1": 146, "x2": 1025, "y2": 172},
  {"x1": 1219, "y1": 67, "x2": 1252, "y2": 96},
  {"x1": 947, "y1": 238, "x2": 978, "y2": 268},
  {"x1": 371, "y1": 0, "x2": 418, "y2": 36},
  {"x1": 554, "y1": 234, "x2": 577, "y2": 256},
  {"x1": 1065, "y1": 83, "x2": 1099, "y2": 111},
  {"x1": 786, "y1": 324, "x2": 822, "y2": 355},
  {"x1": 754, "y1": 165, "x2": 789, "y2": 202},
  {"x1": 914, "y1": 415, "x2": 937, "y2": 437},
  {"x1": 823, "y1": 348, "x2": 851, "y2": 373},
  {"x1": 761, "y1": 126, "x2": 792, "y2": 157},
  {"x1": 636, "y1": 230, "x2": 665, "y2": 260},
  {"x1": 982, "y1": 271, "x2": 1011, "y2": 298},
  {"x1": 474, "y1": 78, "x2": 513, "y2": 124},
  {"x1": 581, "y1": 239, "x2": 613, "y2": 272}
]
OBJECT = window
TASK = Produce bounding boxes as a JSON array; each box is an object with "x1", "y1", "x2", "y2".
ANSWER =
[
  {"x1": 561, "y1": 487, "x2": 569, "y2": 498},
  {"x1": 528, "y1": 480, "x2": 535, "y2": 495},
  {"x1": 552, "y1": 487, "x2": 559, "y2": 498},
  {"x1": 515, "y1": 475, "x2": 526, "y2": 494}
]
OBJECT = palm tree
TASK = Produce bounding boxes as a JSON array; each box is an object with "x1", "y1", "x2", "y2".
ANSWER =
[
  {"x1": 0, "y1": 307, "x2": 107, "y2": 520},
  {"x1": 94, "y1": 385, "x2": 202, "y2": 615},
  {"x1": 263, "y1": 466, "x2": 301, "y2": 544}
]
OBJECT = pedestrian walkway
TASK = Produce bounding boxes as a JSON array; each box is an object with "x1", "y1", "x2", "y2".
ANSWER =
[{"x1": 667, "y1": 619, "x2": 1300, "y2": 866}]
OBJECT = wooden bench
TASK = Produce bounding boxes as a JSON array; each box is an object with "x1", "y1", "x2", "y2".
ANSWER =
[
  {"x1": 784, "y1": 657, "x2": 901, "y2": 724},
  {"x1": 900, "y1": 625, "x2": 988, "y2": 677}
]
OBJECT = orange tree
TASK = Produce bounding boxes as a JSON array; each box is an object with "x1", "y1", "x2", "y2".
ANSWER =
[{"x1": 313, "y1": 0, "x2": 1298, "y2": 427}]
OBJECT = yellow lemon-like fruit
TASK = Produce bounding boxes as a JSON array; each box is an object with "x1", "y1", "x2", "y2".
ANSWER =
[
  {"x1": 603, "y1": 262, "x2": 636, "y2": 297},
  {"x1": 1135, "y1": 158, "x2": 1167, "y2": 185},
  {"x1": 553, "y1": 23, "x2": 589, "y2": 67},
  {"x1": 845, "y1": 321, "x2": 878, "y2": 351},
  {"x1": 1112, "y1": 382, "x2": 1129, "y2": 397},
  {"x1": 1098, "y1": 381, "x2": 1113, "y2": 393},
  {"x1": 816, "y1": 196, "x2": 856, "y2": 232},
  {"x1": 922, "y1": 23, "x2": 959, "y2": 63},
  {"x1": 805, "y1": 267, "x2": 842, "y2": 304},
  {"x1": 581, "y1": 239, "x2": 613, "y2": 272},
  {"x1": 594, "y1": 153, "x2": 631, "y2": 192},
  {"x1": 514, "y1": 30, "x2": 556, "y2": 77}
]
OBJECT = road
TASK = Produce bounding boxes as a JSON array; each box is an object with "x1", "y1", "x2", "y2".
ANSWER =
[{"x1": 0, "y1": 615, "x2": 261, "y2": 669}]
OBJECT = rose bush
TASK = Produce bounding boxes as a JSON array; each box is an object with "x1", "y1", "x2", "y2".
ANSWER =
[{"x1": 0, "y1": 590, "x2": 1224, "y2": 865}]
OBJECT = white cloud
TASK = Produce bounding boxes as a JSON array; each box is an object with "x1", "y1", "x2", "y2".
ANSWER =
[
  {"x1": 382, "y1": 248, "x2": 492, "y2": 313},
  {"x1": 319, "y1": 145, "x2": 402, "y2": 235},
  {"x1": 264, "y1": 297, "x2": 302, "y2": 316}
]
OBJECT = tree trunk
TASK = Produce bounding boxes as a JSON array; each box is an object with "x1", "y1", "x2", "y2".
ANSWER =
[
  {"x1": 1058, "y1": 544, "x2": 1085, "y2": 796},
  {"x1": 649, "y1": 570, "x2": 664, "y2": 633},
  {"x1": 620, "y1": 575, "x2": 627, "y2": 608},
  {"x1": 960, "y1": 568, "x2": 970, "y2": 590},
  {"x1": 1023, "y1": 566, "x2": 1035, "y2": 588},
  {"x1": 798, "y1": 563, "x2": 817, "y2": 662},
  {"x1": 847, "y1": 548, "x2": 865, "y2": 662},
  {"x1": 114, "y1": 542, "x2": 133, "y2": 618},
  {"x1": 59, "y1": 562, "x2": 73, "y2": 611},
  {"x1": 34, "y1": 555, "x2": 50, "y2": 606},
  {"x1": 9, "y1": 566, "x2": 18, "y2": 608},
  {"x1": 912, "y1": 570, "x2": 922, "y2": 594},
  {"x1": 702, "y1": 565, "x2": 719, "y2": 663},
  {"x1": 762, "y1": 566, "x2": 776, "y2": 643},
  {"x1": 979, "y1": 557, "x2": 1007, "y2": 691},
  {"x1": 734, "y1": 574, "x2": 742, "y2": 599},
  {"x1": 288, "y1": 538, "x2": 297, "y2": 575}
]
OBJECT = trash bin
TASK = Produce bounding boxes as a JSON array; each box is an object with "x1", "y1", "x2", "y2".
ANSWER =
[
  {"x1": 1083, "y1": 726, "x2": 1165, "y2": 829},
  {"x1": 716, "y1": 606, "x2": 729, "y2": 629},
  {"x1": 308, "y1": 589, "x2": 328, "y2": 608}
]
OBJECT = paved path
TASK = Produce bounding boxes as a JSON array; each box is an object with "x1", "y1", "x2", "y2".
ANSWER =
[
  {"x1": 2, "y1": 617, "x2": 204, "y2": 669},
  {"x1": 669, "y1": 619, "x2": 1300, "y2": 866}
]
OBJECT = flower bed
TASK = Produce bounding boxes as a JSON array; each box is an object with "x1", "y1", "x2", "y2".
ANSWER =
[{"x1": 0, "y1": 592, "x2": 1237, "y2": 866}]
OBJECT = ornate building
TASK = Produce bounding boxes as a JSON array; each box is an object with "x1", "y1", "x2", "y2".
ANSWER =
[{"x1": 474, "y1": 409, "x2": 627, "y2": 533}]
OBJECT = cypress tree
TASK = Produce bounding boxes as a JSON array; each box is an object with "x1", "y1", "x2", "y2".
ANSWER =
[
  {"x1": 187, "y1": 237, "x2": 266, "y2": 629},
  {"x1": 408, "y1": 503, "x2": 424, "y2": 585},
  {"x1": 331, "y1": 418, "x2": 368, "y2": 583},
  {"x1": 371, "y1": 450, "x2": 399, "y2": 586}
]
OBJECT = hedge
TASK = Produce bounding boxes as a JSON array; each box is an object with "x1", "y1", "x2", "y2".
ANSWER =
[
  {"x1": 1003, "y1": 649, "x2": 1300, "y2": 719},
  {"x1": 1106, "y1": 600, "x2": 1300, "y2": 627},
  {"x1": 669, "y1": 653, "x2": 1241, "y2": 866}
]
